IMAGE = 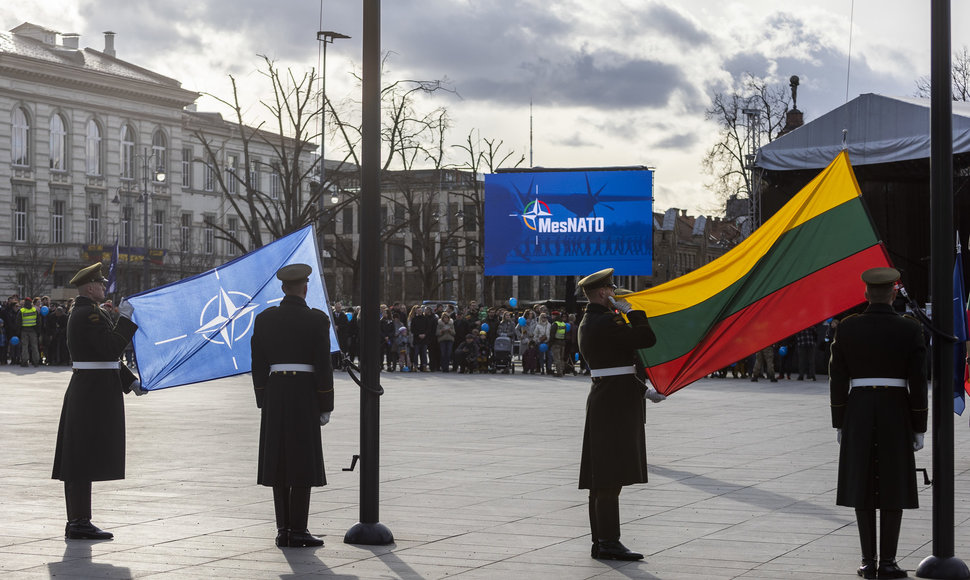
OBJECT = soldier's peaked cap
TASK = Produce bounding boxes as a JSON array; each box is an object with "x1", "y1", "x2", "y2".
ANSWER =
[
  {"x1": 577, "y1": 268, "x2": 615, "y2": 290},
  {"x1": 276, "y1": 263, "x2": 312, "y2": 282},
  {"x1": 861, "y1": 267, "x2": 900, "y2": 286},
  {"x1": 70, "y1": 263, "x2": 108, "y2": 287}
]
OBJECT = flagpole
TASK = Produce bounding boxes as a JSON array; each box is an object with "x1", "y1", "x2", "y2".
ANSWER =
[
  {"x1": 916, "y1": 0, "x2": 969, "y2": 577},
  {"x1": 344, "y1": 0, "x2": 392, "y2": 546}
]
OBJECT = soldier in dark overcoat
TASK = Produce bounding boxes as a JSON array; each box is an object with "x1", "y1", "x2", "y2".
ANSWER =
[
  {"x1": 52, "y1": 263, "x2": 143, "y2": 540},
  {"x1": 251, "y1": 263, "x2": 334, "y2": 548},
  {"x1": 577, "y1": 268, "x2": 665, "y2": 561},
  {"x1": 829, "y1": 267, "x2": 927, "y2": 580}
]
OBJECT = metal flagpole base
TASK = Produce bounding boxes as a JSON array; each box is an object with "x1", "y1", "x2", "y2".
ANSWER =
[
  {"x1": 916, "y1": 555, "x2": 970, "y2": 579},
  {"x1": 343, "y1": 522, "x2": 394, "y2": 546}
]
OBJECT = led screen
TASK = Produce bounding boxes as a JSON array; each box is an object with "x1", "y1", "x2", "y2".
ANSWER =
[{"x1": 484, "y1": 168, "x2": 653, "y2": 276}]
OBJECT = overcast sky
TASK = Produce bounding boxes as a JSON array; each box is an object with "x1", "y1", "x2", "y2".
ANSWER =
[{"x1": 8, "y1": 1, "x2": 970, "y2": 214}]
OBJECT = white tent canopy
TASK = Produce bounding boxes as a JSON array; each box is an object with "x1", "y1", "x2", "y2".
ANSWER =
[{"x1": 755, "y1": 93, "x2": 970, "y2": 171}]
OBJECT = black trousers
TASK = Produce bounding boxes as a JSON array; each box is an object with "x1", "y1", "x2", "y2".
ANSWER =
[
  {"x1": 588, "y1": 487, "x2": 621, "y2": 543},
  {"x1": 273, "y1": 486, "x2": 311, "y2": 532},
  {"x1": 64, "y1": 481, "x2": 92, "y2": 521},
  {"x1": 855, "y1": 508, "x2": 902, "y2": 561}
]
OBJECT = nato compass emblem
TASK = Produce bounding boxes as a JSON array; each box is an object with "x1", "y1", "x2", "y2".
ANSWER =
[
  {"x1": 195, "y1": 288, "x2": 260, "y2": 349},
  {"x1": 510, "y1": 188, "x2": 552, "y2": 244},
  {"x1": 154, "y1": 284, "x2": 268, "y2": 371}
]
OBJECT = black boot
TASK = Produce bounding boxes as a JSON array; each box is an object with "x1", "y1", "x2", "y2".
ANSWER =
[
  {"x1": 876, "y1": 560, "x2": 907, "y2": 578},
  {"x1": 273, "y1": 486, "x2": 290, "y2": 548},
  {"x1": 878, "y1": 509, "x2": 906, "y2": 578},
  {"x1": 855, "y1": 509, "x2": 877, "y2": 578},
  {"x1": 287, "y1": 486, "x2": 323, "y2": 547},
  {"x1": 65, "y1": 519, "x2": 113, "y2": 540},
  {"x1": 856, "y1": 558, "x2": 876, "y2": 578},
  {"x1": 594, "y1": 540, "x2": 643, "y2": 561}
]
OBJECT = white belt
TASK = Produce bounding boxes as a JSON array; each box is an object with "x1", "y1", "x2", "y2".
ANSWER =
[
  {"x1": 849, "y1": 378, "x2": 908, "y2": 388},
  {"x1": 72, "y1": 361, "x2": 121, "y2": 370},
  {"x1": 269, "y1": 364, "x2": 315, "y2": 373},
  {"x1": 590, "y1": 365, "x2": 636, "y2": 378}
]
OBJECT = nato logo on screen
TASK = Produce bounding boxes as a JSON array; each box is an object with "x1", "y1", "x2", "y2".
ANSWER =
[{"x1": 484, "y1": 168, "x2": 653, "y2": 276}]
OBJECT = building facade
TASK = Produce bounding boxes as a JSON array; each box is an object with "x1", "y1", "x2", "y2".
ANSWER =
[{"x1": 0, "y1": 23, "x2": 317, "y2": 300}]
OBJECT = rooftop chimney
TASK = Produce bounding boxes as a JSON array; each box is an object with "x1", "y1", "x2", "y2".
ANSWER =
[
  {"x1": 62, "y1": 33, "x2": 79, "y2": 50},
  {"x1": 103, "y1": 31, "x2": 116, "y2": 57}
]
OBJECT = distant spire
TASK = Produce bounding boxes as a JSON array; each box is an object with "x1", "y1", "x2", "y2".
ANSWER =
[{"x1": 529, "y1": 99, "x2": 534, "y2": 168}]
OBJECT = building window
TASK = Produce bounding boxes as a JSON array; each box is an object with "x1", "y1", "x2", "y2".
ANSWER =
[
  {"x1": 249, "y1": 159, "x2": 259, "y2": 191},
  {"x1": 180, "y1": 213, "x2": 192, "y2": 251},
  {"x1": 152, "y1": 130, "x2": 167, "y2": 178},
  {"x1": 120, "y1": 124, "x2": 135, "y2": 179},
  {"x1": 14, "y1": 197, "x2": 28, "y2": 242},
  {"x1": 88, "y1": 203, "x2": 101, "y2": 244},
  {"x1": 269, "y1": 167, "x2": 281, "y2": 200},
  {"x1": 51, "y1": 200, "x2": 65, "y2": 244},
  {"x1": 227, "y1": 217, "x2": 238, "y2": 256},
  {"x1": 49, "y1": 114, "x2": 67, "y2": 171},
  {"x1": 226, "y1": 154, "x2": 237, "y2": 194},
  {"x1": 342, "y1": 207, "x2": 353, "y2": 235},
  {"x1": 12, "y1": 107, "x2": 30, "y2": 167},
  {"x1": 86, "y1": 119, "x2": 102, "y2": 176},
  {"x1": 204, "y1": 156, "x2": 215, "y2": 192},
  {"x1": 153, "y1": 210, "x2": 164, "y2": 249},
  {"x1": 203, "y1": 218, "x2": 214, "y2": 255},
  {"x1": 122, "y1": 206, "x2": 133, "y2": 247},
  {"x1": 181, "y1": 147, "x2": 192, "y2": 188},
  {"x1": 463, "y1": 203, "x2": 476, "y2": 232}
]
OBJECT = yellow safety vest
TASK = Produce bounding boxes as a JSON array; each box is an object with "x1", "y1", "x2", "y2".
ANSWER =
[
  {"x1": 553, "y1": 320, "x2": 566, "y2": 340},
  {"x1": 20, "y1": 306, "x2": 38, "y2": 328}
]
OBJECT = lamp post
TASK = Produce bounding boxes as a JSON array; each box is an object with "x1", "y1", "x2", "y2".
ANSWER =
[
  {"x1": 140, "y1": 147, "x2": 165, "y2": 290},
  {"x1": 316, "y1": 29, "x2": 350, "y2": 259}
]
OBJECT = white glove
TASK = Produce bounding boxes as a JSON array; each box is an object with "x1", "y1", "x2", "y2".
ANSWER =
[
  {"x1": 131, "y1": 379, "x2": 147, "y2": 396},
  {"x1": 320, "y1": 412, "x2": 331, "y2": 426},
  {"x1": 118, "y1": 299, "x2": 134, "y2": 319},
  {"x1": 644, "y1": 386, "x2": 666, "y2": 403},
  {"x1": 913, "y1": 432, "x2": 924, "y2": 452},
  {"x1": 608, "y1": 296, "x2": 633, "y2": 314},
  {"x1": 837, "y1": 428, "x2": 842, "y2": 444}
]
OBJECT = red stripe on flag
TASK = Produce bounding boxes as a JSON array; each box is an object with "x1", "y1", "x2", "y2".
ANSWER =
[{"x1": 645, "y1": 244, "x2": 891, "y2": 394}]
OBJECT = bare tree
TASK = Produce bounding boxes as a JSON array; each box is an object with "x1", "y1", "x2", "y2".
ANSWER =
[
  {"x1": 451, "y1": 131, "x2": 524, "y2": 303},
  {"x1": 191, "y1": 56, "x2": 347, "y2": 253},
  {"x1": 702, "y1": 74, "x2": 791, "y2": 205},
  {"x1": 5, "y1": 233, "x2": 55, "y2": 298},
  {"x1": 915, "y1": 45, "x2": 970, "y2": 101}
]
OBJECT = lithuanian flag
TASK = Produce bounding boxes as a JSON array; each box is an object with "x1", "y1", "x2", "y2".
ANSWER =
[{"x1": 626, "y1": 152, "x2": 891, "y2": 395}]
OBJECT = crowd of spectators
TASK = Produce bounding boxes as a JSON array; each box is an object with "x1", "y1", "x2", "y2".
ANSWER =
[
  {"x1": 330, "y1": 301, "x2": 587, "y2": 376},
  {"x1": 0, "y1": 294, "x2": 133, "y2": 368}
]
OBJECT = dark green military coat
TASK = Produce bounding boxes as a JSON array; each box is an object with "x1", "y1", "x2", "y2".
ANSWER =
[
  {"x1": 829, "y1": 303, "x2": 927, "y2": 509},
  {"x1": 578, "y1": 303, "x2": 657, "y2": 490},
  {"x1": 251, "y1": 295, "x2": 333, "y2": 487},
  {"x1": 52, "y1": 296, "x2": 138, "y2": 482}
]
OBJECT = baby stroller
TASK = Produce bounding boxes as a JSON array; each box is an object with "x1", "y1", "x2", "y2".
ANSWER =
[{"x1": 492, "y1": 334, "x2": 514, "y2": 374}]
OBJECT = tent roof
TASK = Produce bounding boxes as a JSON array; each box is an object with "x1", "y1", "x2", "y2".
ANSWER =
[{"x1": 755, "y1": 93, "x2": 970, "y2": 171}]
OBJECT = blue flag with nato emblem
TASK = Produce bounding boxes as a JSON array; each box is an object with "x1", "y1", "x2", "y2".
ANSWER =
[{"x1": 127, "y1": 225, "x2": 339, "y2": 391}]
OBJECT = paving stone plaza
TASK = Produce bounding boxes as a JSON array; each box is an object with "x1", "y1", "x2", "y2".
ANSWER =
[{"x1": 1, "y1": 367, "x2": 969, "y2": 579}]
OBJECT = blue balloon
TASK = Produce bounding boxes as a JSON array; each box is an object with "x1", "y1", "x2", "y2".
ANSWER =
[
  {"x1": 518, "y1": 316, "x2": 526, "y2": 327},
  {"x1": 10, "y1": 336, "x2": 19, "y2": 346},
  {"x1": 574, "y1": 352, "x2": 580, "y2": 361},
  {"x1": 565, "y1": 323, "x2": 571, "y2": 331},
  {"x1": 481, "y1": 323, "x2": 489, "y2": 332},
  {"x1": 40, "y1": 306, "x2": 49, "y2": 316},
  {"x1": 779, "y1": 346, "x2": 788, "y2": 357},
  {"x1": 509, "y1": 297, "x2": 517, "y2": 307},
  {"x1": 539, "y1": 342, "x2": 549, "y2": 352},
  {"x1": 346, "y1": 312, "x2": 353, "y2": 321}
]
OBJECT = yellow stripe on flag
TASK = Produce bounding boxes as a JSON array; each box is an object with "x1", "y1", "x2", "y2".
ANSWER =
[{"x1": 625, "y1": 151, "x2": 861, "y2": 317}]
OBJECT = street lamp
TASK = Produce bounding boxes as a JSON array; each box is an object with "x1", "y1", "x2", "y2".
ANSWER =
[
  {"x1": 140, "y1": 147, "x2": 165, "y2": 289},
  {"x1": 315, "y1": 29, "x2": 349, "y2": 263}
]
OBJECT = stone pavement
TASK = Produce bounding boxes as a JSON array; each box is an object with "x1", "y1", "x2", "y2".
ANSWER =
[{"x1": 1, "y1": 365, "x2": 969, "y2": 579}]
